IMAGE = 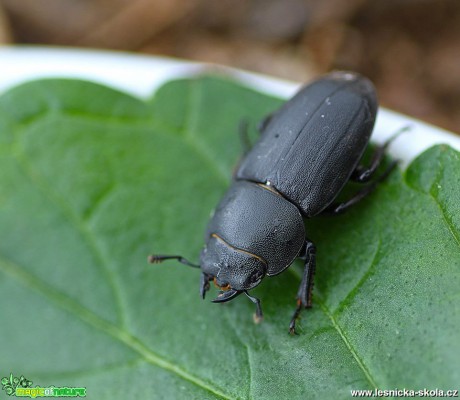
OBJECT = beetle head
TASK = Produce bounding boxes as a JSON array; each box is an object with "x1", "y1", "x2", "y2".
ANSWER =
[{"x1": 200, "y1": 234, "x2": 267, "y2": 293}]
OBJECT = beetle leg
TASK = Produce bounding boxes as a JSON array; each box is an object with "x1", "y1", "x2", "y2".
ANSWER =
[
  {"x1": 323, "y1": 160, "x2": 397, "y2": 215},
  {"x1": 244, "y1": 290, "x2": 264, "y2": 323},
  {"x1": 257, "y1": 112, "x2": 274, "y2": 134},
  {"x1": 289, "y1": 240, "x2": 316, "y2": 335},
  {"x1": 238, "y1": 113, "x2": 275, "y2": 155},
  {"x1": 200, "y1": 272, "x2": 212, "y2": 299},
  {"x1": 352, "y1": 126, "x2": 410, "y2": 183},
  {"x1": 238, "y1": 119, "x2": 253, "y2": 154}
]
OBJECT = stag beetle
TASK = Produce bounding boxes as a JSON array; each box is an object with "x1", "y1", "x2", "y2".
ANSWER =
[{"x1": 149, "y1": 71, "x2": 398, "y2": 334}]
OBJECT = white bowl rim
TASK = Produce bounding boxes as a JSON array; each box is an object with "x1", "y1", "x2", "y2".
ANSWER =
[{"x1": 1, "y1": 45, "x2": 459, "y2": 168}]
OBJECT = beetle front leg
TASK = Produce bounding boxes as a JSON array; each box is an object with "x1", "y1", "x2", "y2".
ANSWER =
[
  {"x1": 244, "y1": 290, "x2": 263, "y2": 324},
  {"x1": 289, "y1": 240, "x2": 316, "y2": 335},
  {"x1": 200, "y1": 272, "x2": 212, "y2": 299}
]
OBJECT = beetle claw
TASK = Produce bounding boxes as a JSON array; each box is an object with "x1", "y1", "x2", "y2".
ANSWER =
[
  {"x1": 253, "y1": 313, "x2": 264, "y2": 324},
  {"x1": 212, "y1": 289, "x2": 242, "y2": 303}
]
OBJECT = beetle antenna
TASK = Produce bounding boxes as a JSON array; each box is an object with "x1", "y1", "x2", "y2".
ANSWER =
[{"x1": 148, "y1": 254, "x2": 200, "y2": 268}]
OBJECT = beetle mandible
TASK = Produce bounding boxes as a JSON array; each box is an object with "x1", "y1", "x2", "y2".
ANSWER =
[{"x1": 149, "y1": 71, "x2": 397, "y2": 334}]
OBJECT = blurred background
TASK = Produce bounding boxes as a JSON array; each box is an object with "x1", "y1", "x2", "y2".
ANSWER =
[{"x1": 0, "y1": 0, "x2": 459, "y2": 133}]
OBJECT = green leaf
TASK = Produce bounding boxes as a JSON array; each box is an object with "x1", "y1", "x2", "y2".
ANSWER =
[{"x1": 0, "y1": 76, "x2": 459, "y2": 399}]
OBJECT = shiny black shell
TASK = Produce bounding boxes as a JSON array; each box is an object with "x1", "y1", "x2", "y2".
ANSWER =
[
  {"x1": 205, "y1": 180, "x2": 305, "y2": 276},
  {"x1": 236, "y1": 72, "x2": 377, "y2": 217}
]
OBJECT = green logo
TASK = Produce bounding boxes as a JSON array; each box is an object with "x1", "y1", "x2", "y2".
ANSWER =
[
  {"x1": 1, "y1": 373, "x2": 86, "y2": 398},
  {"x1": 1, "y1": 374, "x2": 33, "y2": 396}
]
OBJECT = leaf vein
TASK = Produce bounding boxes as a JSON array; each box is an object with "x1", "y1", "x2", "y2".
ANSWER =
[
  {"x1": 221, "y1": 307, "x2": 253, "y2": 399},
  {"x1": 0, "y1": 255, "x2": 234, "y2": 400},
  {"x1": 429, "y1": 192, "x2": 460, "y2": 248},
  {"x1": 333, "y1": 239, "x2": 381, "y2": 315},
  {"x1": 316, "y1": 296, "x2": 378, "y2": 389},
  {"x1": 183, "y1": 80, "x2": 230, "y2": 182},
  {"x1": 429, "y1": 163, "x2": 460, "y2": 248},
  {"x1": 404, "y1": 168, "x2": 460, "y2": 248},
  {"x1": 288, "y1": 263, "x2": 380, "y2": 388},
  {"x1": 12, "y1": 150, "x2": 129, "y2": 328}
]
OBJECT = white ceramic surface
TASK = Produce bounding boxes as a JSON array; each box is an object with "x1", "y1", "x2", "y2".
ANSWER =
[{"x1": 1, "y1": 46, "x2": 459, "y2": 168}]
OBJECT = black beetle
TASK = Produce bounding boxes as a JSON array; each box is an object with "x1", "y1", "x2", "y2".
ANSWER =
[{"x1": 149, "y1": 71, "x2": 398, "y2": 334}]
